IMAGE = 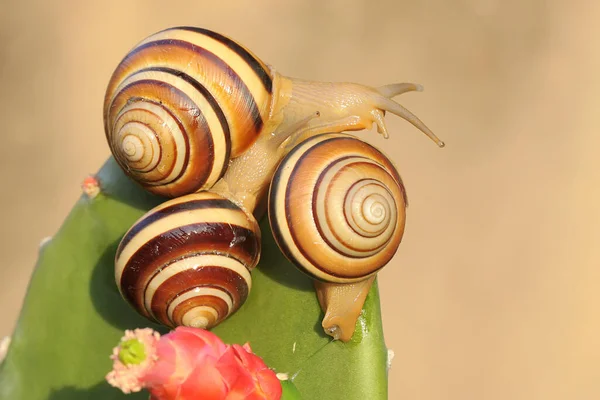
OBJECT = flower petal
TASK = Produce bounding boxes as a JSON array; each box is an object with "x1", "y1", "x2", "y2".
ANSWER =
[
  {"x1": 257, "y1": 369, "x2": 283, "y2": 399},
  {"x1": 172, "y1": 327, "x2": 228, "y2": 354},
  {"x1": 218, "y1": 344, "x2": 282, "y2": 400},
  {"x1": 144, "y1": 327, "x2": 232, "y2": 399},
  {"x1": 232, "y1": 344, "x2": 270, "y2": 374},
  {"x1": 144, "y1": 339, "x2": 183, "y2": 398},
  {"x1": 178, "y1": 362, "x2": 229, "y2": 400}
]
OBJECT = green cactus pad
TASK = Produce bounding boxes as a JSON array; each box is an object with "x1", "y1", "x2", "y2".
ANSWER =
[{"x1": 0, "y1": 158, "x2": 389, "y2": 400}]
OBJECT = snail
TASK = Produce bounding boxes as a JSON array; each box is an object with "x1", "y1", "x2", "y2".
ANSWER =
[
  {"x1": 103, "y1": 26, "x2": 444, "y2": 198},
  {"x1": 114, "y1": 190, "x2": 260, "y2": 330},
  {"x1": 268, "y1": 133, "x2": 407, "y2": 342}
]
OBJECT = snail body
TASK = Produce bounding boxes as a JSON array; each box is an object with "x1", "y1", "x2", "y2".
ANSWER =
[
  {"x1": 115, "y1": 191, "x2": 260, "y2": 329},
  {"x1": 268, "y1": 133, "x2": 407, "y2": 341},
  {"x1": 104, "y1": 26, "x2": 443, "y2": 198}
]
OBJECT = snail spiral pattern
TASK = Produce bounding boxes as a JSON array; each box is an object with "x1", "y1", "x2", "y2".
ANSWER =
[
  {"x1": 104, "y1": 27, "x2": 274, "y2": 197},
  {"x1": 269, "y1": 133, "x2": 407, "y2": 284},
  {"x1": 115, "y1": 191, "x2": 261, "y2": 329}
]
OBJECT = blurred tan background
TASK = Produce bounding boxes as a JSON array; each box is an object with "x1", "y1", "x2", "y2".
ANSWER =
[{"x1": 1, "y1": 0, "x2": 599, "y2": 398}]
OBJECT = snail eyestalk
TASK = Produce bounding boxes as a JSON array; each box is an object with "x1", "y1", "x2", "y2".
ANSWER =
[
  {"x1": 376, "y1": 82, "x2": 423, "y2": 97},
  {"x1": 275, "y1": 77, "x2": 445, "y2": 147},
  {"x1": 375, "y1": 82, "x2": 445, "y2": 147},
  {"x1": 375, "y1": 96, "x2": 445, "y2": 148}
]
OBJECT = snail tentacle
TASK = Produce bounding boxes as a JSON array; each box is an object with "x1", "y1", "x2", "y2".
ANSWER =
[
  {"x1": 374, "y1": 96, "x2": 445, "y2": 147},
  {"x1": 274, "y1": 78, "x2": 444, "y2": 148},
  {"x1": 376, "y1": 82, "x2": 423, "y2": 98}
]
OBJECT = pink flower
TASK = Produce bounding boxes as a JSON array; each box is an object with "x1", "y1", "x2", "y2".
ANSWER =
[
  {"x1": 106, "y1": 327, "x2": 283, "y2": 400},
  {"x1": 106, "y1": 328, "x2": 161, "y2": 393}
]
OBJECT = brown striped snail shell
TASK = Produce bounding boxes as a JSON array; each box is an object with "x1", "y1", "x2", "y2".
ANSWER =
[
  {"x1": 104, "y1": 27, "x2": 274, "y2": 198},
  {"x1": 114, "y1": 191, "x2": 260, "y2": 330},
  {"x1": 104, "y1": 26, "x2": 444, "y2": 198},
  {"x1": 268, "y1": 132, "x2": 407, "y2": 341},
  {"x1": 269, "y1": 132, "x2": 407, "y2": 283}
]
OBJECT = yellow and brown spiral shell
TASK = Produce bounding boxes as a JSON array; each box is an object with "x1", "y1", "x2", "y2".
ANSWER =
[
  {"x1": 104, "y1": 27, "x2": 274, "y2": 198},
  {"x1": 269, "y1": 133, "x2": 407, "y2": 284},
  {"x1": 115, "y1": 191, "x2": 261, "y2": 329}
]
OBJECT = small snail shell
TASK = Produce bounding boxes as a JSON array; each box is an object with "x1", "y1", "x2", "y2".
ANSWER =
[
  {"x1": 269, "y1": 133, "x2": 406, "y2": 282},
  {"x1": 268, "y1": 133, "x2": 407, "y2": 341},
  {"x1": 104, "y1": 26, "x2": 444, "y2": 198},
  {"x1": 115, "y1": 191, "x2": 261, "y2": 329}
]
